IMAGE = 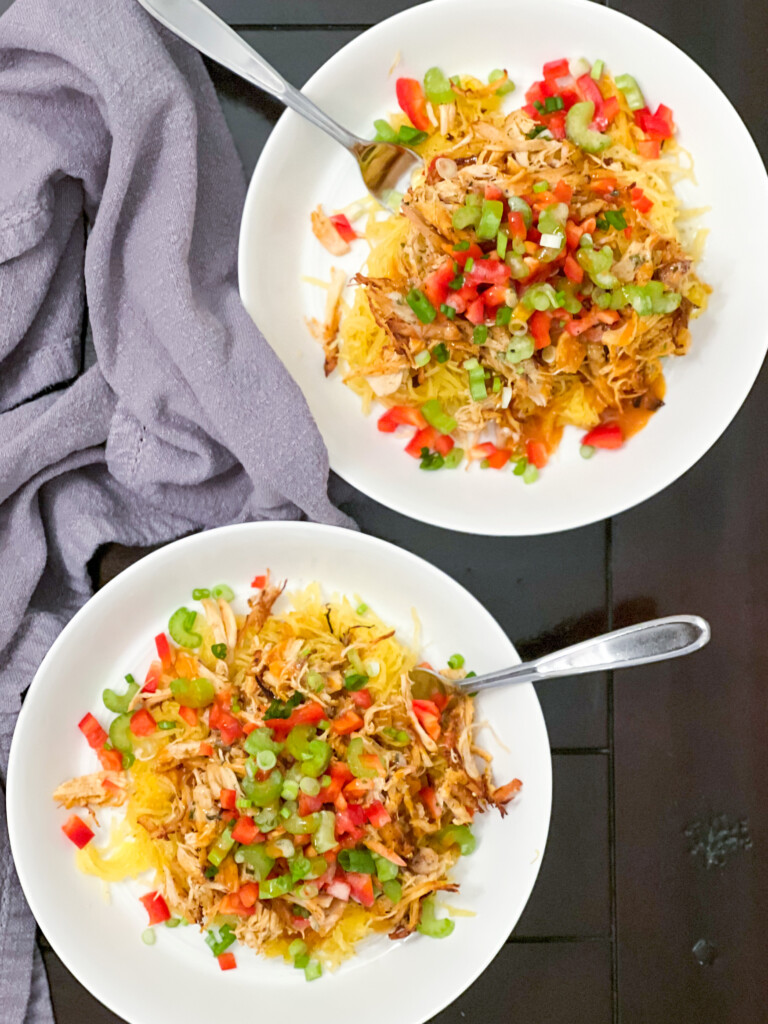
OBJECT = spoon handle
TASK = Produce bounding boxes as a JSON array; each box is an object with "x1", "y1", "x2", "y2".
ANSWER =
[
  {"x1": 136, "y1": 0, "x2": 360, "y2": 149},
  {"x1": 459, "y1": 616, "x2": 710, "y2": 693}
]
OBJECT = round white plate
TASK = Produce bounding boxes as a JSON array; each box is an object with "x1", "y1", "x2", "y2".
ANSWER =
[
  {"x1": 239, "y1": 0, "x2": 768, "y2": 535},
  {"x1": 8, "y1": 522, "x2": 551, "y2": 1024}
]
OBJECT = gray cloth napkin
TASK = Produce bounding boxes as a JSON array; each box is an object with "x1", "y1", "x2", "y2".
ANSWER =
[{"x1": 0, "y1": 1, "x2": 351, "y2": 1021}]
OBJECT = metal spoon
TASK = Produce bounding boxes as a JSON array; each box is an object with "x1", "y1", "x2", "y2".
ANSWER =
[
  {"x1": 135, "y1": 0, "x2": 420, "y2": 201},
  {"x1": 409, "y1": 615, "x2": 710, "y2": 697}
]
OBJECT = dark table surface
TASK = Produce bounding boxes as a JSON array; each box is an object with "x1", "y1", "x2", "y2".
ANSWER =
[{"x1": 5, "y1": 0, "x2": 767, "y2": 1021}]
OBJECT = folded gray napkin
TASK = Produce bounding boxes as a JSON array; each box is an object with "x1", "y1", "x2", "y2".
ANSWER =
[{"x1": 0, "y1": 1, "x2": 351, "y2": 1020}]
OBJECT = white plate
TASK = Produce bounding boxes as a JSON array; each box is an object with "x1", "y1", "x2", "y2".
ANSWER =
[
  {"x1": 239, "y1": 0, "x2": 768, "y2": 535},
  {"x1": 8, "y1": 522, "x2": 551, "y2": 1024}
]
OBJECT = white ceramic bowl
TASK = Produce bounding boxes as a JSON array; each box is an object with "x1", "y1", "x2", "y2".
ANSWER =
[
  {"x1": 8, "y1": 522, "x2": 551, "y2": 1024},
  {"x1": 239, "y1": 0, "x2": 768, "y2": 535}
]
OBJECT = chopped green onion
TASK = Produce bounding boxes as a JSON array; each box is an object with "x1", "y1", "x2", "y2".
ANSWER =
[
  {"x1": 447, "y1": 653, "x2": 465, "y2": 669},
  {"x1": 526, "y1": 125, "x2": 549, "y2": 139},
  {"x1": 590, "y1": 59, "x2": 605, "y2": 81},
  {"x1": 473, "y1": 325, "x2": 488, "y2": 345},
  {"x1": 513, "y1": 457, "x2": 528, "y2": 476},
  {"x1": 580, "y1": 444, "x2": 596, "y2": 459},
  {"x1": 258, "y1": 874, "x2": 294, "y2": 900},
  {"x1": 453, "y1": 239, "x2": 470, "y2": 251},
  {"x1": 476, "y1": 199, "x2": 504, "y2": 240},
  {"x1": 433, "y1": 341, "x2": 450, "y2": 362},
  {"x1": 382, "y1": 726, "x2": 411, "y2": 745},
  {"x1": 604, "y1": 209, "x2": 627, "y2": 230},
  {"x1": 299, "y1": 776, "x2": 321, "y2": 796},
  {"x1": 307, "y1": 670, "x2": 325, "y2": 692},
  {"x1": 264, "y1": 692, "x2": 302, "y2": 721},
  {"x1": 141, "y1": 928, "x2": 156, "y2": 945},
  {"x1": 382, "y1": 879, "x2": 403, "y2": 904},
  {"x1": 424, "y1": 66, "x2": 455, "y2": 105},
  {"x1": 398, "y1": 125, "x2": 428, "y2": 146},
  {"x1": 210, "y1": 642, "x2": 227, "y2": 660},
  {"x1": 256, "y1": 750, "x2": 277, "y2": 770},
  {"x1": 443, "y1": 447, "x2": 464, "y2": 469},
  {"x1": 421, "y1": 399, "x2": 457, "y2": 434},
  {"x1": 338, "y1": 848, "x2": 376, "y2": 874},
  {"x1": 192, "y1": 588, "x2": 210, "y2": 600},
  {"x1": 289, "y1": 939, "x2": 308, "y2": 960},
  {"x1": 420, "y1": 450, "x2": 444, "y2": 471},
  {"x1": 281, "y1": 779, "x2": 300, "y2": 801},
  {"x1": 207, "y1": 825, "x2": 235, "y2": 867},
  {"x1": 205, "y1": 924, "x2": 236, "y2": 957},
  {"x1": 488, "y1": 68, "x2": 515, "y2": 95},
  {"x1": 464, "y1": 358, "x2": 487, "y2": 402},
  {"x1": 157, "y1": 720, "x2": 176, "y2": 730},
  {"x1": 344, "y1": 672, "x2": 369, "y2": 691},
  {"x1": 414, "y1": 349, "x2": 431, "y2": 367},
  {"x1": 505, "y1": 334, "x2": 535, "y2": 364},
  {"x1": 373, "y1": 119, "x2": 398, "y2": 143},
  {"x1": 532, "y1": 181, "x2": 549, "y2": 194},
  {"x1": 356, "y1": 603, "x2": 368, "y2": 615},
  {"x1": 406, "y1": 288, "x2": 437, "y2": 324},
  {"x1": 417, "y1": 895, "x2": 455, "y2": 939},
  {"x1": 304, "y1": 960, "x2": 323, "y2": 982},
  {"x1": 165, "y1": 918, "x2": 181, "y2": 928},
  {"x1": 523, "y1": 463, "x2": 539, "y2": 484},
  {"x1": 543, "y1": 95, "x2": 564, "y2": 112},
  {"x1": 495, "y1": 306, "x2": 512, "y2": 326},
  {"x1": 615, "y1": 73, "x2": 645, "y2": 111},
  {"x1": 211, "y1": 584, "x2": 234, "y2": 602},
  {"x1": 168, "y1": 606, "x2": 201, "y2": 648}
]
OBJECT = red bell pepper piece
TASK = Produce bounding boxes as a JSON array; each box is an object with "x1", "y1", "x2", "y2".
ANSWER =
[
  {"x1": 601, "y1": 96, "x2": 619, "y2": 125},
  {"x1": 365, "y1": 801, "x2": 391, "y2": 828},
  {"x1": 634, "y1": 105, "x2": 674, "y2": 139},
  {"x1": 331, "y1": 710, "x2": 364, "y2": 735},
  {"x1": 62, "y1": 814, "x2": 94, "y2": 849},
  {"x1": 482, "y1": 284, "x2": 508, "y2": 308},
  {"x1": 412, "y1": 700, "x2": 441, "y2": 741},
  {"x1": 565, "y1": 220, "x2": 582, "y2": 250},
  {"x1": 101, "y1": 777, "x2": 125, "y2": 797},
  {"x1": 129, "y1": 708, "x2": 156, "y2": 737},
  {"x1": 419, "y1": 785, "x2": 440, "y2": 819},
  {"x1": 577, "y1": 73, "x2": 605, "y2": 126},
  {"x1": 329, "y1": 213, "x2": 357, "y2": 243},
  {"x1": 542, "y1": 58, "x2": 570, "y2": 82},
  {"x1": 528, "y1": 310, "x2": 553, "y2": 349},
  {"x1": 350, "y1": 688, "x2": 372, "y2": 710},
  {"x1": 335, "y1": 806, "x2": 366, "y2": 841},
  {"x1": 251, "y1": 574, "x2": 266, "y2": 588},
  {"x1": 465, "y1": 296, "x2": 486, "y2": 325},
  {"x1": 178, "y1": 705, "x2": 198, "y2": 727},
  {"x1": 422, "y1": 257, "x2": 456, "y2": 309},
  {"x1": 526, "y1": 440, "x2": 549, "y2": 469},
  {"x1": 395, "y1": 77, "x2": 430, "y2": 131},
  {"x1": 142, "y1": 659, "x2": 162, "y2": 694},
  {"x1": 630, "y1": 187, "x2": 653, "y2": 213},
  {"x1": 563, "y1": 253, "x2": 584, "y2": 284},
  {"x1": 433, "y1": 434, "x2": 454, "y2": 457},
  {"x1": 507, "y1": 210, "x2": 526, "y2": 240},
  {"x1": 377, "y1": 406, "x2": 427, "y2": 433},
  {"x1": 98, "y1": 748, "x2": 124, "y2": 773},
  {"x1": 405, "y1": 425, "x2": 439, "y2": 458},
  {"x1": 547, "y1": 111, "x2": 566, "y2": 140},
  {"x1": 78, "y1": 712, "x2": 107, "y2": 750},
  {"x1": 637, "y1": 139, "x2": 660, "y2": 159},
  {"x1": 583, "y1": 422, "x2": 624, "y2": 449},
  {"x1": 140, "y1": 891, "x2": 170, "y2": 925},
  {"x1": 154, "y1": 632, "x2": 171, "y2": 669},
  {"x1": 198, "y1": 741, "x2": 214, "y2": 757},
  {"x1": 591, "y1": 176, "x2": 618, "y2": 195},
  {"x1": 239, "y1": 882, "x2": 260, "y2": 908},
  {"x1": 553, "y1": 179, "x2": 573, "y2": 204},
  {"x1": 345, "y1": 871, "x2": 375, "y2": 907},
  {"x1": 218, "y1": 952, "x2": 237, "y2": 971},
  {"x1": 486, "y1": 448, "x2": 510, "y2": 470},
  {"x1": 220, "y1": 788, "x2": 237, "y2": 811},
  {"x1": 231, "y1": 815, "x2": 262, "y2": 845}
]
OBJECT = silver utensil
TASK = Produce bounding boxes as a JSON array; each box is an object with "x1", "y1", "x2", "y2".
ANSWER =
[
  {"x1": 135, "y1": 0, "x2": 420, "y2": 201},
  {"x1": 409, "y1": 615, "x2": 710, "y2": 696}
]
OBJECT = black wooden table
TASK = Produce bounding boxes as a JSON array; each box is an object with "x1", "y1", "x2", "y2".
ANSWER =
[{"x1": 10, "y1": 1, "x2": 767, "y2": 1021}]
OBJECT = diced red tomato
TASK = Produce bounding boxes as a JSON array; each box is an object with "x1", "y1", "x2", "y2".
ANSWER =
[
  {"x1": 637, "y1": 138, "x2": 660, "y2": 159},
  {"x1": 465, "y1": 256, "x2": 510, "y2": 287},
  {"x1": 239, "y1": 882, "x2": 259, "y2": 908},
  {"x1": 322, "y1": 760, "x2": 354, "y2": 803},
  {"x1": 577, "y1": 73, "x2": 605, "y2": 126},
  {"x1": 395, "y1": 77, "x2": 430, "y2": 131},
  {"x1": 220, "y1": 788, "x2": 237, "y2": 811},
  {"x1": 565, "y1": 220, "x2": 582, "y2": 250},
  {"x1": 563, "y1": 253, "x2": 584, "y2": 284},
  {"x1": 405, "y1": 425, "x2": 439, "y2": 458},
  {"x1": 78, "y1": 712, "x2": 107, "y2": 750},
  {"x1": 422, "y1": 257, "x2": 456, "y2": 309},
  {"x1": 343, "y1": 777, "x2": 371, "y2": 801},
  {"x1": 326, "y1": 878, "x2": 351, "y2": 901},
  {"x1": 298, "y1": 791, "x2": 324, "y2": 816},
  {"x1": 412, "y1": 699, "x2": 441, "y2": 741},
  {"x1": 365, "y1": 801, "x2": 391, "y2": 828},
  {"x1": 208, "y1": 701, "x2": 243, "y2": 745},
  {"x1": 452, "y1": 241, "x2": 483, "y2": 268},
  {"x1": 465, "y1": 296, "x2": 486, "y2": 325},
  {"x1": 98, "y1": 749, "x2": 124, "y2": 773},
  {"x1": 154, "y1": 632, "x2": 172, "y2": 669},
  {"x1": 526, "y1": 440, "x2": 549, "y2": 469},
  {"x1": 482, "y1": 284, "x2": 508, "y2": 308},
  {"x1": 547, "y1": 111, "x2": 566, "y2": 139},
  {"x1": 219, "y1": 891, "x2": 250, "y2": 916},
  {"x1": 129, "y1": 708, "x2": 156, "y2": 737},
  {"x1": 553, "y1": 179, "x2": 573, "y2": 204},
  {"x1": 101, "y1": 777, "x2": 125, "y2": 796},
  {"x1": 591, "y1": 176, "x2": 618, "y2": 195},
  {"x1": 251, "y1": 574, "x2": 266, "y2": 588},
  {"x1": 583, "y1": 422, "x2": 624, "y2": 449},
  {"x1": 345, "y1": 871, "x2": 375, "y2": 907},
  {"x1": 331, "y1": 710, "x2": 365, "y2": 735},
  {"x1": 634, "y1": 106, "x2": 673, "y2": 139},
  {"x1": 351, "y1": 688, "x2": 373, "y2": 710},
  {"x1": 430, "y1": 691, "x2": 449, "y2": 712},
  {"x1": 377, "y1": 405, "x2": 427, "y2": 433},
  {"x1": 506, "y1": 210, "x2": 527, "y2": 240},
  {"x1": 178, "y1": 705, "x2": 198, "y2": 728},
  {"x1": 218, "y1": 952, "x2": 237, "y2": 971},
  {"x1": 487, "y1": 448, "x2": 511, "y2": 470},
  {"x1": 140, "y1": 891, "x2": 170, "y2": 925},
  {"x1": 601, "y1": 95, "x2": 619, "y2": 125},
  {"x1": 142, "y1": 659, "x2": 162, "y2": 693},
  {"x1": 62, "y1": 814, "x2": 94, "y2": 849},
  {"x1": 542, "y1": 58, "x2": 570, "y2": 82},
  {"x1": 199, "y1": 741, "x2": 214, "y2": 757},
  {"x1": 231, "y1": 815, "x2": 262, "y2": 845},
  {"x1": 336, "y1": 806, "x2": 366, "y2": 841},
  {"x1": 529, "y1": 310, "x2": 553, "y2": 349},
  {"x1": 434, "y1": 434, "x2": 454, "y2": 457},
  {"x1": 419, "y1": 785, "x2": 440, "y2": 819},
  {"x1": 221, "y1": 809, "x2": 237, "y2": 823},
  {"x1": 329, "y1": 213, "x2": 357, "y2": 243},
  {"x1": 484, "y1": 183, "x2": 504, "y2": 201},
  {"x1": 630, "y1": 187, "x2": 653, "y2": 214}
]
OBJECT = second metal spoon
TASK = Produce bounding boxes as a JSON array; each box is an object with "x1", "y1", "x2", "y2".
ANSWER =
[
  {"x1": 136, "y1": 0, "x2": 420, "y2": 201},
  {"x1": 410, "y1": 616, "x2": 710, "y2": 696}
]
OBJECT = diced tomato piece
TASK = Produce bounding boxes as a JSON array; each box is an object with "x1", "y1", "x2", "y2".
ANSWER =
[
  {"x1": 343, "y1": 778, "x2": 371, "y2": 801},
  {"x1": 482, "y1": 284, "x2": 508, "y2": 308},
  {"x1": 129, "y1": 708, "x2": 156, "y2": 737},
  {"x1": 526, "y1": 440, "x2": 549, "y2": 469},
  {"x1": 412, "y1": 698, "x2": 441, "y2": 717},
  {"x1": 487, "y1": 448, "x2": 511, "y2": 470},
  {"x1": 326, "y1": 878, "x2": 351, "y2": 901},
  {"x1": 219, "y1": 891, "x2": 250, "y2": 916},
  {"x1": 62, "y1": 814, "x2": 94, "y2": 849},
  {"x1": 298, "y1": 791, "x2": 325, "y2": 816},
  {"x1": 634, "y1": 107, "x2": 673, "y2": 139},
  {"x1": 422, "y1": 257, "x2": 456, "y2": 309},
  {"x1": 335, "y1": 807, "x2": 366, "y2": 841},
  {"x1": 154, "y1": 632, "x2": 172, "y2": 669},
  {"x1": 637, "y1": 139, "x2": 660, "y2": 159},
  {"x1": 433, "y1": 434, "x2": 454, "y2": 457},
  {"x1": 142, "y1": 659, "x2": 162, "y2": 693},
  {"x1": 601, "y1": 96, "x2": 619, "y2": 125},
  {"x1": 542, "y1": 58, "x2": 570, "y2": 82},
  {"x1": 329, "y1": 213, "x2": 357, "y2": 243},
  {"x1": 583, "y1": 422, "x2": 624, "y2": 449},
  {"x1": 577, "y1": 73, "x2": 604, "y2": 124},
  {"x1": 208, "y1": 701, "x2": 243, "y2": 745},
  {"x1": 484, "y1": 183, "x2": 504, "y2": 201},
  {"x1": 430, "y1": 691, "x2": 449, "y2": 712},
  {"x1": 405, "y1": 425, "x2": 439, "y2": 458},
  {"x1": 547, "y1": 111, "x2": 566, "y2": 139},
  {"x1": 470, "y1": 442, "x2": 497, "y2": 459},
  {"x1": 565, "y1": 220, "x2": 582, "y2": 250},
  {"x1": 199, "y1": 741, "x2": 214, "y2": 757},
  {"x1": 220, "y1": 788, "x2": 237, "y2": 811},
  {"x1": 412, "y1": 699, "x2": 442, "y2": 740},
  {"x1": 351, "y1": 688, "x2": 373, "y2": 710},
  {"x1": 365, "y1": 801, "x2": 391, "y2": 828},
  {"x1": 452, "y1": 241, "x2": 483, "y2": 268},
  {"x1": 591, "y1": 176, "x2": 618, "y2": 195},
  {"x1": 630, "y1": 187, "x2": 653, "y2": 214},
  {"x1": 220, "y1": 809, "x2": 237, "y2": 823},
  {"x1": 525, "y1": 80, "x2": 547, "y2": 106},
  {"x1": 528, "y1": 310, "x2": 553, "y2": 349},
  {"x1": 78, "y1": 712, "x2": 107, "y2": 750},
  {"x1": 331, "y1": 710, "x2": 365, "y2": 735},
  {"x1": 395, "y1": 77, "x2": 430, "y2": 131},
  {"x1": 98, "y1": 749, "x2": 124, "y2": 773},
  {"x1": 140, "y1": 891, "x2": 170, "y2": 925},
  {"x1": 178, "y1": 705, "x2": 198, "y2": 727},
  {"x1": 465, "y1": 296, "x2": 486, "y2": 325},
  {"x1": 322, "y1": 761, "x2": 354, "y2": 803},
  {"x1": 377, "y1": 405, "x2": 427, "y2": 433},
  {"x1": 101, "y1": 777, "x2": 125, "y2": 797},
  {"x1": 465, "y1": 256, "x2": 510, "y2": 287},
  {"x1": 239, "y1": 882, "x2": 259, "y2": 908},
  {"x1": 553, "y1": 179, "x2": 573, "y2": 204},
  {"x1": 419, "y1": 785, "x2": 440, "y2": 819},
  {"x1": 251, "y1": 574, "x2": 266, "y2": 588},
  {"x1": 655, "y1": 103, "x2": 675, "y2": 133},
  {"x1": 218, "y1": 952, "x2": 237, "y2": 971},
  {"x1": 345, "y1": 871, "x2": 375, "y2": 907},
  {"x1": 563, "y1": 253, "x2": 584, "y2": 284},
  {"x1": 231, "y1": 815, "x2": 261, "y2": 845},
  {"x1": 507, "y1": 210, "x2": 527, "y2": 240}
]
